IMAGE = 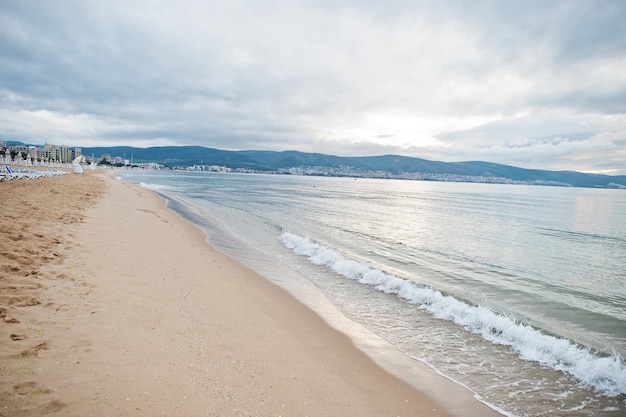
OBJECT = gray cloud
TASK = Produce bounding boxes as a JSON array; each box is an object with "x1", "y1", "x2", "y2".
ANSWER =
[{"x1": 1, "y1": 0, "x2": 625, "y2": 174}]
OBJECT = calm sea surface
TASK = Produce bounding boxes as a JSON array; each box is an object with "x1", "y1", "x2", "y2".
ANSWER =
[{"x1": 118, "y1": 170, "x2": 626, "y2": 417}]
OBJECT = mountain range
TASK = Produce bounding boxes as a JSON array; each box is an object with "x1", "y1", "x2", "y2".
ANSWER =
[{"x1": 80, "y1": 145, "x2": 626, "y2": 189}]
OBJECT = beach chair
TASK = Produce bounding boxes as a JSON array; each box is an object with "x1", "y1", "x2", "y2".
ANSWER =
[
  {"x1": 5, "y1": 166, "x2": 40, "y2": 180},
  {"x1": 4, "y1": 166, "x2": 22, "y2": 180}
]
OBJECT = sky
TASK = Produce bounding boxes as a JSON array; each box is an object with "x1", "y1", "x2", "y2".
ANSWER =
[{"x1": 1, "y1": 0, "x2": 625, "y2": 174}]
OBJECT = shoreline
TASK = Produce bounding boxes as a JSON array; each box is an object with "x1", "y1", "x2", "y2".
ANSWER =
[
  {"x1": 156, "y1": 189, "x2": 507, "y2": 416},
  {"x1": 1, "y1": 171, "x2": 502, "y2": 416}
]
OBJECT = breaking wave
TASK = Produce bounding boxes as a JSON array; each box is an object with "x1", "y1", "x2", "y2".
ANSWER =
[
  {"x1": 280, "y1": 231, "x2": 626, "y2": 397},
  {"x1": 138, "y1": 182, "x2": 173, "y2": 191}
]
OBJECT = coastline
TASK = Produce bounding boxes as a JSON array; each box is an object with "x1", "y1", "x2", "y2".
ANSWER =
[{"x1": 1, "y1": 171, "x2": 502, "y2": 416}]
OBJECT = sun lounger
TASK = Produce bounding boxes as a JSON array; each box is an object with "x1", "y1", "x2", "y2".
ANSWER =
[
  {"x1": 3, "y1": 166, "x2": 26, "y2": 180},
  {"x1": 2, "y1": 165, "x2": 68, "y2": 180}
]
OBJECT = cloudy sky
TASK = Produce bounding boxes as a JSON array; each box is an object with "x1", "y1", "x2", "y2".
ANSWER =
[{"x1": 1, "y1": 0, "x2": 625, "y2": 174}]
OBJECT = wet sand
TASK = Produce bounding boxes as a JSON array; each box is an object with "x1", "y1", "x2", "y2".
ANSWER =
[{"x1": 0, "y1": 171, "x2": 502, "y2": 416}]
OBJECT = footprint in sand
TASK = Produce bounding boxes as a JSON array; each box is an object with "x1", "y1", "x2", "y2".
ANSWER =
[
  {"x1": 18, "y1": 342, "x2": 49, "y2": 358},
  {"x1": 13, "y1": 381, "x2": 51, "y2": 395},
  {"x1": 0, "y1": 307, "x2": 19, "y2": 323}
]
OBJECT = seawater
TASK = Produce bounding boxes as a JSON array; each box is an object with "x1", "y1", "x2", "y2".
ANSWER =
[{"x1": 118, "y1": 170, "x2": 626, "y2": 417}]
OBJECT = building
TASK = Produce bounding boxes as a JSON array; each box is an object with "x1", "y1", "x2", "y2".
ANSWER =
[
  {"x1": 43, "y1": 143, "x2": 73, "y2": 163},
  {"x1": 6, "y1": 144, "x2": 38, "y2": 162}
]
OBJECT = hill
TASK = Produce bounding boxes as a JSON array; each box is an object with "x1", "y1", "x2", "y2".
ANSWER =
[{"x1": 78, "y1": 145, "x2": 626, "y2": 189}]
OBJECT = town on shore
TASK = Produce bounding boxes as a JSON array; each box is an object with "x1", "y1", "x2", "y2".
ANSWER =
[
  {"x1": 0, "y1": 141, "x2": 535, "y2": 184},
  {"x1": 0, "y1": 141, "x2": 158, "y2": 170},
  {"x1": 2, "y1": 140, "x2": 625, "y2": 189}
]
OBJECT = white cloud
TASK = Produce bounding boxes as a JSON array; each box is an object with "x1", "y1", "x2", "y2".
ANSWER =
[{"x1": 1, "y1": 0, "x2": 625, "y2": 174}]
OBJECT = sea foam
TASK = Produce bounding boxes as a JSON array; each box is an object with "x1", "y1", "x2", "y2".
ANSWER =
[
  {"x1": 138, "y1": 182, "x2": 172, "y2": 191},
  {"x1": 280, "y1": 231, "x2": 626, "y2": 397}
]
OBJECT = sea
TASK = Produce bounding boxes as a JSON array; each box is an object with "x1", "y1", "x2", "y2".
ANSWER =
[{"x1": 117, "y1": 170, "x2": 626, "y2": 417}]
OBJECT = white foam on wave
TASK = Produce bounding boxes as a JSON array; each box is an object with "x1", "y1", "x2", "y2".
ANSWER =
[
  {"x1": 138, "y1": 182, "x2": 172, "y2": 191},
  {"x1": 280, "y1": 231, "x2": 626, "y2": 397}
]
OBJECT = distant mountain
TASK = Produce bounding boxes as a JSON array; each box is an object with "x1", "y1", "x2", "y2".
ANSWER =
[{"x1": 78, "y1": 145, "x2": 626, "y2": 189}]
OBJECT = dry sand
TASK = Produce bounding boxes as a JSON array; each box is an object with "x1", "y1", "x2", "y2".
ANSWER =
[{"x1": 1, "y1": 171, "x2": 503, "y2": 417}]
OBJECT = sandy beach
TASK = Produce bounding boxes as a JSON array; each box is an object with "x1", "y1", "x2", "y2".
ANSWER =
[{"x1": 0, "y1": 171, "x2": 502, "y2": 417}]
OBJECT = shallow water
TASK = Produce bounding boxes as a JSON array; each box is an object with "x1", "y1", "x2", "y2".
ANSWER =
[{"x1": 119, "y1": 170, "x2": 626, "y2": 416}]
